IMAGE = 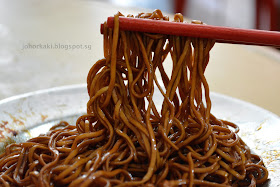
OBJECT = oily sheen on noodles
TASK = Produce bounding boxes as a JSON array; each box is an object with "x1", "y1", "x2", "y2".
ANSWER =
[{"x1": 0, "y1": 10, "x2": 268, "y2": 187}]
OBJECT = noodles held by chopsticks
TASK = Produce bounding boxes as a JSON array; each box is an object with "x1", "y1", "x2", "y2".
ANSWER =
[{"x1": 0, "y1": 10, "x2": 268, "y2": 186}]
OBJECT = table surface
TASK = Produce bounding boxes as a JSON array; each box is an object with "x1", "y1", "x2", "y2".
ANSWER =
[{"x1": 0, "y1": 0, "x2": 279, "y2": 116}]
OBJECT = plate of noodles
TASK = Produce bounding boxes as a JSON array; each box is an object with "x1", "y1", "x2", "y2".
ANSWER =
[
  {"x1": 0, "y1": 10, "x2": 280, "y2": 187},
  {"x1": 0, "y1": 84, "x2": 280, "y2": 186}
]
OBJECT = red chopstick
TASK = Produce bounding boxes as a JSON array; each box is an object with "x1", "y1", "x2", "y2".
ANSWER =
[{"x1": 100, "y1": 17, "x2": 280, "y2": 47}]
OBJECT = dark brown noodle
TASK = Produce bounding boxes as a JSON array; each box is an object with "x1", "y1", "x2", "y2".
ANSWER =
[{"x1": 0, "y1": 10, "x2": 268, "y2": 187}]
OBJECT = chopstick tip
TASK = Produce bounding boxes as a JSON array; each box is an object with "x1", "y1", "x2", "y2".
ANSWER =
[{"x1": 100, "y1": 23, "x2": 104, "y2": 34}]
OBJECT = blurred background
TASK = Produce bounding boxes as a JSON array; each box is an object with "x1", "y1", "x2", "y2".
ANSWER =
[
  {"x1": 0, "y1": 0, "x2": 279, "y2": 115},
  {"x1": 95, "y1": 0, "x2": 280, "y2": 31}
]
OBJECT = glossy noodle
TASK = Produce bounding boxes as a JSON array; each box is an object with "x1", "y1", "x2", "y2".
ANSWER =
[{"x1": 0, "y1": 10, "x2": 268, "y2": 187}]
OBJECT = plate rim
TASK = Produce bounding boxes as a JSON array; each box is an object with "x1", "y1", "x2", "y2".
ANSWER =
[{"x1": 0, "y1": 83, "x2": 279, "y2": 120}]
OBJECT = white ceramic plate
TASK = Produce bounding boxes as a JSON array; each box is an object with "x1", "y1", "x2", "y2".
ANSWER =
[{"x1": 0, "y1": 84, "x2": 279, "y2": 186}]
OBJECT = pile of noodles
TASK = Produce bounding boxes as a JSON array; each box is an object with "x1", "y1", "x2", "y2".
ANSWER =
[{"x1": 0, "y1": 10, "x2": 268, "y2": 187}]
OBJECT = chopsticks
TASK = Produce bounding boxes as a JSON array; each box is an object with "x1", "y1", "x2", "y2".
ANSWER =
[{"x1": 100, "y1": 16, "x2": 280, "y2": 47}]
